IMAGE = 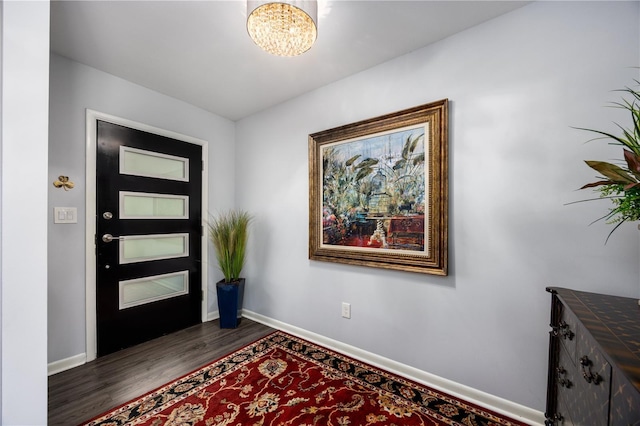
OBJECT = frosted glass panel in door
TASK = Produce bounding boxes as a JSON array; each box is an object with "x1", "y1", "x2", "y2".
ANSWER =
[
  {"x1": 119, "y1": 271, "x2": 188, "y2": 309},
  {"x1": 120, "y1": 191, "x2": 189, "y2": 219},
  {"x1": 120, "y1": 233, "x2": 189, "y2": 264},
  {"x1": 120, "y1": 146, "x2": 189, "y2": 181}
]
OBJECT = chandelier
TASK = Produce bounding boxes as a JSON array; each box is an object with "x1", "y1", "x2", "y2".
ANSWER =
[{"x1": 247, "y1": 1, "x2": 318, "y2": 57}]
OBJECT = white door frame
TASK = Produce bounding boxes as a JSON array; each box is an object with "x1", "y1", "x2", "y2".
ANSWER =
[{"x1": 85, "y1": 109, "x2": 209, "y2": 362}]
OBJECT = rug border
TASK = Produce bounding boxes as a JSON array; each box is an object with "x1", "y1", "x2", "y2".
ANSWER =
[
  {"x1": 272, "y1": 331, "x2": 530, "y2": 426},
  {"x1": 80, "y1": 330, "x2": 530, "y2": 426}
]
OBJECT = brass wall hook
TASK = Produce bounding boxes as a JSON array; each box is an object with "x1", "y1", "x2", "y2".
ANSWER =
[{"x1": 53, "y1": 175, "x2": 75, "y2": 191}]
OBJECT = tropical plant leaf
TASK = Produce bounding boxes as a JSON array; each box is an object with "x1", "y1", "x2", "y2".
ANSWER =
[
  {"x1": 401, "y1": 141, "x2": 409, "y2": 160},
  {"x1": 355, "y1": 166, "x2": 374, "y2": 181},
  {"x1": 623, "y1": 149, "x2": 640, "y2": 174},
  {"x1": 345, "y1": 154, "x2": 361, "y2": 166},
  {"x1": 412, "y1": 153, "x2": 425, "y2": 165},
  {"x1": 579, "y1": 180, "x2": 615, "y2": 189},
  {"x1": 409, "y1": 134, "x2": 423, "y2": 154},
  {"x1": 393, "y1": 159, "x2": 406, "y2": 170},
  {"x1": 576, "y1": 82, "x2": 640, "y2": 241},
  {"x1": 617, "y1": 123, "x2": 640, "y2": 154},
  {"x1": 355, "y1": 158, "x2": 379, "y2": 169},
  {"x1": 576, "y1": 126, "x2": 637, "y2": 152},
  {"x1": 584, "y1": 160, "x2": 635, "y2": 184},
  {"x1": 604, "y1": 221, "x2": 625, "y2": 244},
  {"x1": 624, "y1": 182, "x2": 640, "y2": 191},
  {"x1": 566, "y1": 191, "x2": 627, "y2": 207}
]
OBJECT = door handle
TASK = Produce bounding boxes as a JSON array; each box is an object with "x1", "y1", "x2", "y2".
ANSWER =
[{"x1": 102, "y1": 234, "x2": 123, "y2": 243}]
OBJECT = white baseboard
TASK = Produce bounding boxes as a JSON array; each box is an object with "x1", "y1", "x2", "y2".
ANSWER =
[
  {"x1": 242, "y1": 309, "x2": 545, "y2": 426},
  {"x1": 206, "y1": 310, "x2": 220, "y2": 322},
  {"x1": 206, "y1": 309, "x2": 246, "y2": 323},
  {"x1": 48, "y1": 353, "x2": 86, "y2": 376},
  {"x1": 47, "y1": 309, "x2": 545, "y2": 425}
]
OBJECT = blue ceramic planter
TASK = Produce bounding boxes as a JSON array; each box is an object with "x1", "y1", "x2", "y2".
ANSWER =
[{"x1": 216, "y1": 278, "x2": 245, "y2": 328}]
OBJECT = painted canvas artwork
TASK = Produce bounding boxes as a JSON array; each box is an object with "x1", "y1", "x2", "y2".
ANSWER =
[
  {"x1": 309, "y1": 100, "x2": 448, "y2": 275},
  {"x1": 321, "y1": 124, "x2": 428, "y2": 253}
]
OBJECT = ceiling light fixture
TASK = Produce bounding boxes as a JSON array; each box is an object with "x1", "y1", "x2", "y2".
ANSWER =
[{"x1": 247, "y1": 0, "x2": 318, "y2": 57}]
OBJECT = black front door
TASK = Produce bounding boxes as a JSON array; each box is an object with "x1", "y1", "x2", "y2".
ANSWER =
[{"x1": 96, "y1": 120, "x2": 202, "y2": 356}]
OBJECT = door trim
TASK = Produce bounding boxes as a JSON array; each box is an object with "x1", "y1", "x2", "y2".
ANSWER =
[{"x1": 85, "y1": 109, "x2": 209, "y2": 362}]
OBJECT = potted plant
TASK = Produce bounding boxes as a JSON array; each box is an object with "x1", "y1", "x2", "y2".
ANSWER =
[
  {"x1": 578, "y1": 82, "x2": 640, "y2": 242},
  {"x1": 208, "y1": 210, "x2": 252, "y2": 328}
]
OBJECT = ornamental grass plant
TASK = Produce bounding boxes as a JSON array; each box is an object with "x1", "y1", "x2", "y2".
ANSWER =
[
  {"x1": 208, "y1": 210, "x2": 252, "y2": 283},
  {"x1": 578, "y1": 82, "x2": 640, "y2": 241}
]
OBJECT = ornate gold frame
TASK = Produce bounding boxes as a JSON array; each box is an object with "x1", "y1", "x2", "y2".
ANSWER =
[{"x1": 308, "y1": 99, "x2": 448, "y2": 275}]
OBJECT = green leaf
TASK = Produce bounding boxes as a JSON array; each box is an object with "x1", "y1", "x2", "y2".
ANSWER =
[
  {"x1": 409, "y1": 134, "x2": 423, "y2": 154},
  {"x1": 355, "y1": 167, "x2": 374, "y2": 181},
  {"x1": 208, "y1": 210, "x2": 252, "y2": 282},
  {"x1": 355, "y1": 158, "x2": 379, "y2": 168},
  {"x1": 412, "y1": 153, "x2": 425, "y2": 165},
  {"x1": 345, "y1": 154, "x2": 361, "y2": 166},
  {"x1": 401, "y1": 138, "x2": 410, "y2": 160},
  {"x1": 393, "y1": 159, "x2": 406, "y2": 170},
  {"x1": 604, "y1": 221, "x2": 625, "y2": 244},
  {"x1": 576, "y1": 126, "x2": 638, "y2": 152}
]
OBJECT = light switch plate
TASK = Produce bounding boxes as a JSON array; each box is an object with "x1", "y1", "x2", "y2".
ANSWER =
[{"x1": 54, "y1": 207, "x2": 77, "y2": 224}]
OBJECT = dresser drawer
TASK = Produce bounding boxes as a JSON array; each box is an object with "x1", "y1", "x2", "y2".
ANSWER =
[
  {"x1": 573, "y1": 325, "x2": 612, "y2": 426},
  {"x1": 556, "y1": 395, "x2": 575, "y2": 426},
  {"x1": 550, "y1": 338, "x2": 614, "y2": 426},
  {"x1": 555, "y1": 343, "x2": 578, "y2": 424},
  {"x1": 557, "y1": 303, "x2": 578, "y2": 364},
  {"x1": 611, "y1": 372, "x2": 640, "y2": 425}
]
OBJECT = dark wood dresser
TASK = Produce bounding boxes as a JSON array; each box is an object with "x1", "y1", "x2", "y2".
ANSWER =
[{"x1": 545, "y1": 287, "x2": 640, "y2": 426}]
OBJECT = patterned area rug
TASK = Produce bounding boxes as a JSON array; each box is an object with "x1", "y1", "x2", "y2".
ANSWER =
[{"x1": 81, "y1": 331, "x2": 528, "y2": 426}]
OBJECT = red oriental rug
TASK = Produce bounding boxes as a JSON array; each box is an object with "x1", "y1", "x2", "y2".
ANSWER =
[{"x1": 81, "y1": 331, "x2": 529, "y2": 426}]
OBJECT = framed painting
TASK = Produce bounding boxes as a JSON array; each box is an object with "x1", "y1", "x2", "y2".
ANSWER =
[{"x1": 308, "y1": 100, "x2": 448, "y2": 275}]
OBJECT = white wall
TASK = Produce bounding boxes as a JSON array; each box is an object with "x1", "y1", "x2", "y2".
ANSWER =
[
  {"x1": 0, "y1": 0, "x2": 4, "y2": 416},
  {"x1": 235, "y1": 1, "x2": 640, "y2": 412},
  {"x1": 1, "y1": 1, "x2": 50, "y2": 424},
  {"x1": 48, "y1": 54, "x2": 236, "y2": 363}
]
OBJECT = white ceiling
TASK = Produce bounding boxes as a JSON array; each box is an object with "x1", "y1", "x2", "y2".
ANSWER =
[{"x1": 50, "y1": 0, "x2": 530, "y2": 121}]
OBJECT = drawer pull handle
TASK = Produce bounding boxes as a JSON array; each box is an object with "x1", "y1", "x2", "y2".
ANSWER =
[
  {"x1": 551, "y1": 321, "x2": 574, "y2": 340},
  {"x1": 579, "y1": 355, "x2": 602, "y2": 385},
  {"x1": 556, "y1": 367, "x2": 572, "y2": 388},
  {"x1": 544, "y1": 413, "x2": 564, "y2": 425}
]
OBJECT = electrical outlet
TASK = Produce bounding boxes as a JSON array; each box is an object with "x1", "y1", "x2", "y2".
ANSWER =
[{"x1": 341, "y1": 302, "x2": 351, "y2": 319}]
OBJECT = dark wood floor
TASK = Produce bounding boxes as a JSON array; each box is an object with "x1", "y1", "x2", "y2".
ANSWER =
[{"x1": 48, "y1": 318, "x2": 274, "y2": 425}]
